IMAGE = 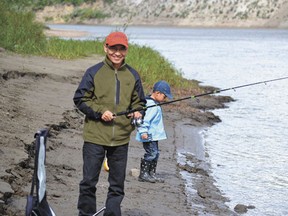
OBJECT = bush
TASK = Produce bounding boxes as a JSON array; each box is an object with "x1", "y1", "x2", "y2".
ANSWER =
[
  {"x1": 70, "y1": 8, "x2": 110, "y2": 20},
  {"x1": 0, "y1": 2, "x2": 47, "y2": 54}
]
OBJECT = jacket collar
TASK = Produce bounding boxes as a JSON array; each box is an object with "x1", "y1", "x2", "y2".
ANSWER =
[{"x1": 146, "y1": 95, "x2": 159, "y2": 104}]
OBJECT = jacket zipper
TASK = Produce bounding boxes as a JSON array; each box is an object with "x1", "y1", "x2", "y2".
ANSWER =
[{"x1": 112, "y1": 69, "x2": 119, "y2": 143}]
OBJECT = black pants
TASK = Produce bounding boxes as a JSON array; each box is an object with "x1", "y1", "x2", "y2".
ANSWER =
[{"x1": 77, "y1": 142, "x2": 128, "y2": 216}]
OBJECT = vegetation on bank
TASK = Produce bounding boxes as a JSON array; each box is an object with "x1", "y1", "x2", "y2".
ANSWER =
[
  {"x1": 0, "y1": 2, "x2": 47, "y2": 54},
  {"x1": 0, "y1": 1, "x2": 199, "y2": 90},
  {"x1": 13, "y1": 0, "x2": 286, "y2": 27},
  {"x1": 2, "y1": 0, "x2": 110, "y2": 10}
]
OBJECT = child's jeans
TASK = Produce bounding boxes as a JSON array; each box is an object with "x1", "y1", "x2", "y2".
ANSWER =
[{"x1": 143, "y1": 141, "x2": 159, "y2": 161}]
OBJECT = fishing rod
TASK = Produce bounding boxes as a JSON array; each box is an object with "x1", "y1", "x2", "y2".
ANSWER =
[
  {"x1": 114, "y1": 76, "x2": 288, "y2": 117},
  {"x1": 92, "y1": 206, "x2": 106, "y2": 216}
]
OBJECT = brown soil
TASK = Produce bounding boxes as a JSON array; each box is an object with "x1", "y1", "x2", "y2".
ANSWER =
[{"x1": 0, "y1": 50, "x2": 237, "y2": 215}]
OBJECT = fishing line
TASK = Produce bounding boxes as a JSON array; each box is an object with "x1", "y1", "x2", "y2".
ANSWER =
[{"x1": 114, "y1": 76, "x2": 288, "y2": 117}]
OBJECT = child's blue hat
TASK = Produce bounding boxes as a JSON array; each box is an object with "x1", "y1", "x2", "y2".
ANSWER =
[{"x1": 153, "y1": 80, "x2": 173, "y2": 99}]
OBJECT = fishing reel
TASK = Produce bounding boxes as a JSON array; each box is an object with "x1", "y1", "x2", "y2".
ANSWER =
[{"x1": 131, "y1": 118, "x2": 143, "y2": 127}]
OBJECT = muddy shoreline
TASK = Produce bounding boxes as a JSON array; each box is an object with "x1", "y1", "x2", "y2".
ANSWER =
[{"x1": 0, "y1": 51, "x2": 238, "y2": 215}]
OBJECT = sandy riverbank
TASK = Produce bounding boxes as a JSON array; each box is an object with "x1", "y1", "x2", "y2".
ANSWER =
[{"x1": 0, "y1": 49, "x2": 238, "y2": 215}]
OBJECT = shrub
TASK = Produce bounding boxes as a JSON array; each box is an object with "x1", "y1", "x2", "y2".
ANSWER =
[{"x1": 0, "y1": 2, "x2": 47, "y2": 54}]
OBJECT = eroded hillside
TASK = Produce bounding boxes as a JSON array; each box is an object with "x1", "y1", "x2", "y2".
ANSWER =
[{"x1": 36, "y1": 0, "x2": 288, "y2": 28}]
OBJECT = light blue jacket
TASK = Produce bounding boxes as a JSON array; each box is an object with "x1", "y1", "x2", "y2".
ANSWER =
[{"x1": 136, "y1": 96, "x2": 167, "y2": 142}]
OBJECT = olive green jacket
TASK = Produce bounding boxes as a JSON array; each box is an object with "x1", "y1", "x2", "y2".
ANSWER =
[{"x1": 73, "y1": 57, "x2": 146, "y2": 146}]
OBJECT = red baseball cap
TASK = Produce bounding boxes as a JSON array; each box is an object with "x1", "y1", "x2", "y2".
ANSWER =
[{"x1": 105, "y1": 32, "x2": 128, "y2": 48}]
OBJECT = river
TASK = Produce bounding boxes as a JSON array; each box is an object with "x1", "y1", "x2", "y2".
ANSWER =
[{"x1": 48, "y1": 24, "x2": 288, "y2": 216}]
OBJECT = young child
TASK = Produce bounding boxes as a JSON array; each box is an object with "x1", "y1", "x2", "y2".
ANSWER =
[{"x1": 136, "y1": 80, "x2": 173, "y2": 183}]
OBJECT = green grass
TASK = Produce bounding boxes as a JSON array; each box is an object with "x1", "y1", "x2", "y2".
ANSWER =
[
  {"x1": 126, "y1": 44, "x2": 189, "y2": 88},
  {"x1": 45, "y1": 38, "x2": 103, "y2": 59},
  {"x1": 0, "y1": 1, "x2": 200, "y2": 92},
  {"x1": 0, "y1": 2, "x2": 47, "y2": 54}
]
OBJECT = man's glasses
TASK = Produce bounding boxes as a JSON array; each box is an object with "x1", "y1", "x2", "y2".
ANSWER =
[{"x1": 106, "y1": 45, "x2": 127, "y2": 54}]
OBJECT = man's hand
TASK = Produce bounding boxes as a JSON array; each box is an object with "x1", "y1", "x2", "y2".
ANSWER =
[{"x1": 101, "y1": 110, "x2": 116, "y2": 122}]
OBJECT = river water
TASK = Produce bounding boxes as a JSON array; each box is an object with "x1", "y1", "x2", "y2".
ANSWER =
[{"x1": 48, "y1": 24, "x2": 288, "y2": 216}]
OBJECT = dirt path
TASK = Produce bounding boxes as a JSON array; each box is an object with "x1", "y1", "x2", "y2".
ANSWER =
[{"x1": 0, "y1": 51, "x2": 236, "y2": 215}]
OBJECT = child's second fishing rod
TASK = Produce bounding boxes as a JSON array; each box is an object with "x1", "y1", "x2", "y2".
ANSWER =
[{"x1": 114, "y1": 76, "x2": 288, "y2": 117}]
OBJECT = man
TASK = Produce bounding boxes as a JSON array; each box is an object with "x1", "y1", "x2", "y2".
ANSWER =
[{"x1": 73, "y1": 31, "x2": 146, "y2": 216}]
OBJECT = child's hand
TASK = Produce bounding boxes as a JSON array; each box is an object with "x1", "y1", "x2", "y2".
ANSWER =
[
  {"x1": 127, "y1": 111, "x2": 142, "y2": 119},
  {"x1": 141, "y1": 133, "x2": 148, "y2": 140}
]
